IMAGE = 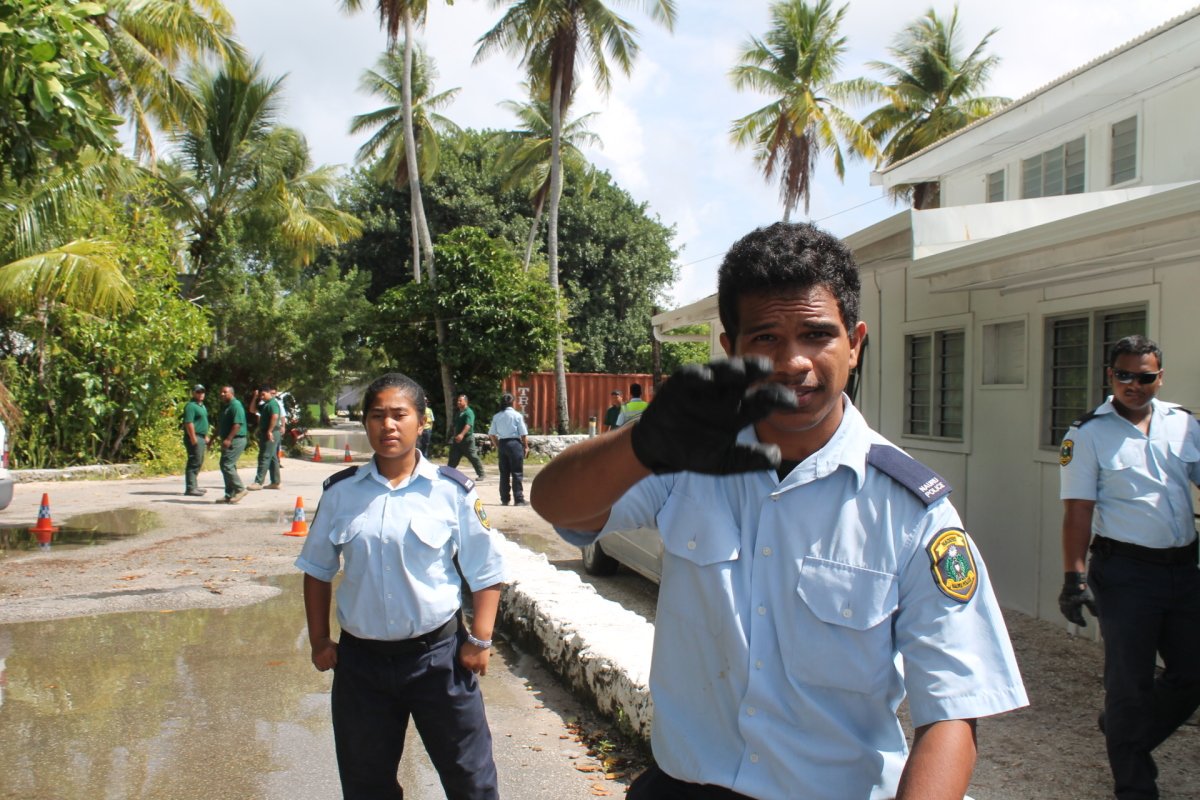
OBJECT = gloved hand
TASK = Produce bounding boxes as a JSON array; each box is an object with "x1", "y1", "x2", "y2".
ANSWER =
[
  {"x1": 1058, "y1": 571, "x2": 1097, "y2": 626},
  {"x1": 630, "y1": 356, "x2": 797, "y2": 475}
]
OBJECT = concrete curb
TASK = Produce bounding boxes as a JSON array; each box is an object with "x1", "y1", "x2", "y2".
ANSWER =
[
  {"x1": 11, "y1": 464, "x2": 143, "y2": 483},
  {"x1": 495, "y1": 538, "x2": 656, "y2": 743}
]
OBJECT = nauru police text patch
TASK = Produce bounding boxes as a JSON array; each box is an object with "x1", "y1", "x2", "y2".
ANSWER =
[
  {"x1": 1060, "y1": 438, "x2": 1074, "y2": 467},
  {"x1": 474, "y1": 498, "x2": 491, "y2": 530},
  {"x1": 927, "y1": 528, "x2": 977, "y2": 603}
]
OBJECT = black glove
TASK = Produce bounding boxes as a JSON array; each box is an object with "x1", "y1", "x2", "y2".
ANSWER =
[
  {"x1": 1058, "y1": 571, "x2": 1097, "y2": 626},
  {"x1": 629, "y1": 356, "x2": 797, "y2": 475}
]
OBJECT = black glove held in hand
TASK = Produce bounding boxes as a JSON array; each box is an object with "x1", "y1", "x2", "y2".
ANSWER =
[
  {"x1": 1058, "y1": 571, "x2": 1097, "y2": 626},
  {"x1": 629, "y1": 356, "x2": 797, "y2": 475}
]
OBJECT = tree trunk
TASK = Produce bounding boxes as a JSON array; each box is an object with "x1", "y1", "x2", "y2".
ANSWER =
[
  {"x1": 522, "y1": 195, "x2": 545, "y2": 271},
  {"x1": 548, "y1": 70, "x2": 569, "y2": 434},
  {"x1": 399, "y1": 11, "x2": 455, "y2": 428}
]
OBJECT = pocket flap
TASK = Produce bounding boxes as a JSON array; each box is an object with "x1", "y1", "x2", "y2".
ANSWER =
[
  {"x1": 797, "y1": 557, "x2": 898, "y2": 631},
  {"x1": 409, "y1": 516, "x2": 453, "y2": 549},
  {"x1": 658, "y1": 494, "x2": 740, "y2": 566}
]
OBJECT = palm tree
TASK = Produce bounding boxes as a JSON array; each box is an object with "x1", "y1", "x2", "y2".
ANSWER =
[
  {"x1": 339, "y1": 0, "x2": 456, "y2": 433},
  {"x1": 160, "y1": 62, "x2": 361, "y2": 288},
  {"x1": 95, "y1": 0, "x2": 247, "y2": 168},
  {"x1": 476, "y1": 0, "x2": 677, "y2": 433},
  {"x1": 350, "y1": 46, "x2": 462, "y2": 281},
  {"x1": 492, "y1": 83, "x2": 600, "y2": 270},
  {"x1": 861, "y1": 5, "x2": 1008, "y2": 208},
  {"x1": 729, "y1": 0, "x2": 877, "y2": 221}
]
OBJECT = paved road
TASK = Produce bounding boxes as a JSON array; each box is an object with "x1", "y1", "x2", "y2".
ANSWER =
[{"x1": 0, "y1": 447, "x2": 643, "y2": 799}]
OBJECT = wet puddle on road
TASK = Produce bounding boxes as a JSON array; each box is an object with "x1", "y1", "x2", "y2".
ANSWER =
[
  {"x1": 0, "y1": 573, "x2": 341, "y2": 799},
  {"x1": 304, "y1": 431, "x2": 370, "y2": 455},
  {"x1": 0, "y1": 508, "x2": 162, "y2": 556}
]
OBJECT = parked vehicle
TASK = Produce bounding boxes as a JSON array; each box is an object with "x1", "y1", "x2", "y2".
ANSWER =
[
  {"x1": 580, "y1": 527, "x2": 662, "y2": 584},
  {"x1": 0, "y1": 420, "x2": 12, "y2": 510}
]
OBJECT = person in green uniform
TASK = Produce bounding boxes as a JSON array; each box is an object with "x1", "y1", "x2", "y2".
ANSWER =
[
  {"x1": 182, "y1": 384, "x2": 209, "y2": 496},
  {"x1": 248, "y1": 383, "x2": 282, "y2": 491},
  {"x1": 447, "y1": 393, "x2": 485, "y2": 481},
  {"x1": 603, "y1": 390, "x2": 623, "y2": 433},
  {"x1": 213, "y1": 385, "x2": 248, "y2": 504}
]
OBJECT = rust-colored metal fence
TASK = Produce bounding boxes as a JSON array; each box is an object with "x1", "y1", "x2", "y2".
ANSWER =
[{"x1": 501, "y1": 372, "x2": 655, "y2": 434}]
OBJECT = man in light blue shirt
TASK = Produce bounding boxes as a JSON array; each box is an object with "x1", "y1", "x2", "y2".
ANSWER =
[
  {"x1": 532, "y1": 222, "x2": 1027, "y2": 800},
  {"x1": 1059, "y1": 335, "x2": 1200, "y2": 800},
  {"x1": 488, "y1": 393, "x2": 529, "y2": 506}
]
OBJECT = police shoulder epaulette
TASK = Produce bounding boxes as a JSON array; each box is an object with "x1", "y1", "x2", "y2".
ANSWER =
[
  {"x1": 1069, "y1": 410, "x2": 1100, "y2": 429},
  {"x1": 438, "y1": 465, "x2": 475, "y2": 492},
  {"x1": 866, "y1": 444, "x2": 952, "y2": 506},
  {"x1": 322, "y1": 465, "x2": 359, "y2": 491}
]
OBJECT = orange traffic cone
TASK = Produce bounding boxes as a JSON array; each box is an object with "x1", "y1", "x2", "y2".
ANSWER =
[
  {"x1": 343, "y1": 442, "x2": 353, "y2": 462},
  {"x1": 312, "y1": 444, "x2": 322, "y2": 462},
  {"x1": 30, "y1": 493, "x2": 59, "y2": 545},
  {"x1": 283, "y1": 496, "x2": 308, "y2": 537},
  {"x1": 278, "y1": 445, "x2": 284, "y2": 461}
]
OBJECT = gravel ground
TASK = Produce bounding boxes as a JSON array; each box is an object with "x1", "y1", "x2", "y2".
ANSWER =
[{"x1": 1, "y1": 454, "x2": 1198, "y2": 799}]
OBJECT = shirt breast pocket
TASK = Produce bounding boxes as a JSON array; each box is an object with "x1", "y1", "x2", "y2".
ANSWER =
[
  {"x1": 658, "y1": 494, "x2": 741, "y2": 639},
  {"x1": 406, "y1": 515, "x2": 455, "y2": 579},
  {"x1": 1101, "y1": 442, "x2": 1147, "y2": 499},
  {"x1": 1168, "y1": 438, "x2": 1200, "y2": 464},
  {"x1": 784, "y1": 557, "x2": 898, "y2": 694}
]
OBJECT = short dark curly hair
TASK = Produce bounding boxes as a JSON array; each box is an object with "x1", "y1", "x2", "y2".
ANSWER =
[
  {"x1": 717, "y1": 222, "x2": 860, "y2": 343},
  {"x1": 1108, "y1": 335, "x2": 1162, "y2": 369}
]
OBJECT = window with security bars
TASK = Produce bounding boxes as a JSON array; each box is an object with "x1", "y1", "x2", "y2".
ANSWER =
[
  {"x1": 986, "y1": 170, "x2": 1005, "y2": 203},
  {"x1": 1044, "y1": 307, "x2": 1147, "y2": 446},
  {"x1": 905, "y1": 330, "x2": 965, "y2": 440},
  {"x1": 1111, "y1": 116, "x2": 1137, "y2": 184},
  {"x1": 1022, "y1": 137, "x2": 1086, "y2": 198}
]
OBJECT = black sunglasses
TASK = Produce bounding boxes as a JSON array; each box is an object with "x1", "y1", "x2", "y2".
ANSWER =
[{"x1": 1111, "y1": 369, "x2": 1162, "y2": 385}]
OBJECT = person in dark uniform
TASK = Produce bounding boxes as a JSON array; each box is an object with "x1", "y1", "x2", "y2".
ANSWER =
[
  {"x1": 531, "y1": 222, "x2": 1026, "y2": 799},
  {"x1": 448, "y1": 392, "x2": 485, "y2": 481},
  {"x1": 603, "y1": 390, "x2": 623, "y2": 432},
  {"x1": 487, "y1": 393, "x2": 529, "y2": 506},
  {"x1": 212, "y1": 385, "x2": 247, "y2": 504},
  {"x1": 1059, "y1": 334, "x2": 1200, "y2": 800},
  {"x1": 181, "y1": 384, "x2": 209, "y2": 496},
  {"x1": 296, "y1": 372, "x2": 507, "y2": 800},
  {"x1": 248, "y1": 384, "x2": 281, "y2": 490}
]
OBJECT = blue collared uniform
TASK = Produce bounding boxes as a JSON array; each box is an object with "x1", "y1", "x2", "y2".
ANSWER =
[
  {"x1": 296, "y1": 455, "x2": 507, "y2": 800},
  {"x1": 488, "y1": 407, "x2": 529, "y2": 506},
  {"x1": 1060, "y1": 398, "x2": 1200, "y2": 799},
  {"x1": 566, "y1": 402, "x2": 1027, "y2": 800}
]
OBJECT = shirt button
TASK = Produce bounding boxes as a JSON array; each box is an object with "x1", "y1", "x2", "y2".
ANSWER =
[
  {"x1": 762, "y1": 546, "x2": 773, "y2": 556},
  {"x1": 755, "y1": 660, "x2": 763, "y2": 669},
  {"x1": 842, "y1": 608, "x2": 853, "y2": 618},
  {"x1": 687, "y1": 541, "x2": 697, "y2": 550},
  {"x1": 757, "y1": 606, "x2": 766, "y2": 616},
  {"x1": 746, "y1": 707, "x2": 756, "y2": 716},
  {"x1": 750, "y1": 754, "x2": 760, "y2": 763}
]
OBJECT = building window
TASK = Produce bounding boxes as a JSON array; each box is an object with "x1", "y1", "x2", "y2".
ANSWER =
[
  {"x1": 906, "y1": 329, "x2": 965, "y2": 440},
  {"x1": 1022, "y1": 137, "x2": 1086, "y2": 198},
  {"x1": 986, "y1": 169, "x2": 1004, "y2": 203},
  {"x1": 1111, "y1": 116, "x2": 1137, "y2": 185},
  {"x1": 982, "y1": 320, "x2": 1025, "y2": 385},
  {"x1": 1044, "y1": 307, "x2": 1146, "y2": 446}
]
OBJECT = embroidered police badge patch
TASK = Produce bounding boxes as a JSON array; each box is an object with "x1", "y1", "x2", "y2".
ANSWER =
[
  {"x1": 474, "y1": 498, "x2": 491, "y2": 530},
  {"x1": 927, "y1": 528, "x2": 977, "y2": 603},
  {"x1": 1060, "y1": 438, "x2": 1074, "y2": 467}
]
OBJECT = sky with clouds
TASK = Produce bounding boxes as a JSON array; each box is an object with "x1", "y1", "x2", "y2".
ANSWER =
[{"x1": 218, "y1": 0, "x2": 1198, "y2": 308}]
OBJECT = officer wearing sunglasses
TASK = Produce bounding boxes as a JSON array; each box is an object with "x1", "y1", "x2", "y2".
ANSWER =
[{"x1": 1059, "y1": 334, "x2": 1200, "y2": 800}]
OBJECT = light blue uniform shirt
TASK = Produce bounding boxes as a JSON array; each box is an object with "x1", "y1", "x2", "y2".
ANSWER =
[
  {"x1": 487, "y1": 407, "x2": 528, "y2": 440},
  {"x1": 295, "y1": 455, "x2": 508, "y2": 641},
  {"x1": 1060, "y1": 397, "x2": 1200, "y2": 548},
  {"x1": 570, "y1": 401, "x2": 1027, "y2": 800}
]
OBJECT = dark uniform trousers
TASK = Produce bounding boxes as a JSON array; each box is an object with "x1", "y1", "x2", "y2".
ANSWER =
[
  {"x1": 183, "y1": 435, "x2": 206, "y2": 492},
  {"x1": 496, "y1": 439, "x2": 524, "y2": 504},
  {"x1": 448, "y1": 436, "x2": 485, "y2": 480},
  {"x1": 1089, "y1": 538, "x2": 1200, "y2": 800},
  {"x1": 628, "y1": 764, "x2": 755, "y2": 800},
  {"x1": 332, "y1": 624, "x2": 498, "y2": 800}
]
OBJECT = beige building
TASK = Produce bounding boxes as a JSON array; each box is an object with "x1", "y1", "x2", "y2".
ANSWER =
[{"x1": 653, "y1": 8, "x2": 1200, "y2": 624}]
